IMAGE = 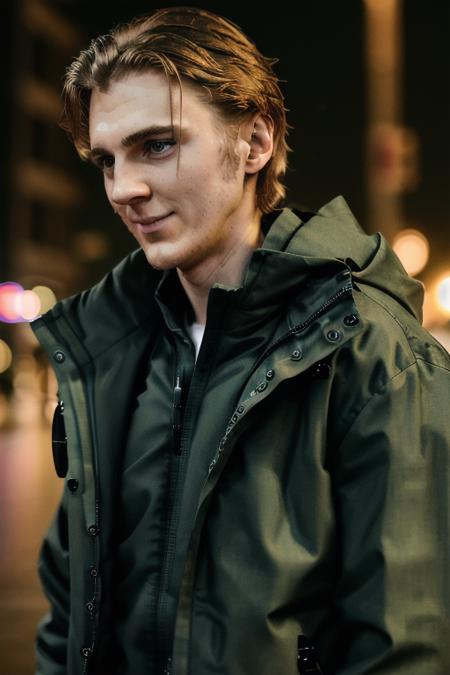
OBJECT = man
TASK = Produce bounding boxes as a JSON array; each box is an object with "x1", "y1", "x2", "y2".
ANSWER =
[{"x1": 32, "y1": 6, "x2": 450, "y2": 675}]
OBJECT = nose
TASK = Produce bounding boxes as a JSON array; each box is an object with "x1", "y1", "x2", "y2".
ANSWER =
[{"x1": 109, "y1": 164, "x2": 151, "y2": 206}]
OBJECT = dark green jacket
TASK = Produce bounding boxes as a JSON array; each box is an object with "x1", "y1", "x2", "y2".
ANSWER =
[{"x1": 32, "y1": 196, "x2": 450, "y2": 675}]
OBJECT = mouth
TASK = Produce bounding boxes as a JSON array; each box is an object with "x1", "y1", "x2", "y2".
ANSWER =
[{"x1": 131, "y1": 212, "x2": 174, "y2": 234}]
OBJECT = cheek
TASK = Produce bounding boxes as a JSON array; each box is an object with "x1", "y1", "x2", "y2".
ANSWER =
[
  {"x1": 179, "y1": 147, "x2": 232, "y2": 188},
  {"x1": 104, "y1": 181, "x2": 115, "y2": 208}
]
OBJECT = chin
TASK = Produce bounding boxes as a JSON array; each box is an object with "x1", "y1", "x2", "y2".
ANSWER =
[
  {"x1": 140, "y1": 247, "x2": 179, "y2": 271},
  {"x1": 142, "y1": 255, "x2": 174, "y2": 271}
]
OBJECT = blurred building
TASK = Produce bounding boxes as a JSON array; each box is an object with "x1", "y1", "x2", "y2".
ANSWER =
[
  {"x1": 2, "y1": 1, "x2": 134, "y2": 424},
  {"x1": 1, "y1": 1, "x2": 87, "y2": 423},
  {"x1": 9, "y1": 0, "x2": 85, "y2": 298}
]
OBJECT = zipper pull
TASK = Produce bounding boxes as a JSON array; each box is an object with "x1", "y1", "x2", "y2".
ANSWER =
[
  {"x1": 172, "y1": 373, "x2": 183, "y2": 455},
  {"x1": 297, "y1": 635, "x2": 323, "y2": 673}
]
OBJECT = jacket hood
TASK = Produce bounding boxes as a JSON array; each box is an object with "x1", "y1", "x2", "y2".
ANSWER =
[
  {"x1": 208, "y1": 195, "x2": 423, "y2": 324},
  {"x1": 278, "y1": 196, "x2": 424, "y2": 323}
]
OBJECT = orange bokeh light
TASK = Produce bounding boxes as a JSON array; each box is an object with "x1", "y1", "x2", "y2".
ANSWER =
[
  {"x1": 18, "y1": 290, "x2": 41, "y2": 321},
  {"x1": 392, "y1": 229, "x2": 429, "y2": 277}
]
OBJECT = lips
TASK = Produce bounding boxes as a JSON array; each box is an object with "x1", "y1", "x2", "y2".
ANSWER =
[
  {"x1": 130, "y1": 212, "x2": 172, "y2": 225},
  {"x1": 130, "y1": 212, "x2": 173, "y2": 233}
]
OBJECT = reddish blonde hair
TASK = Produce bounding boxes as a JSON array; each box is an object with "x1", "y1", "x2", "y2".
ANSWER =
[{"x1": 61, "y1": 6, "x2": 292, "y2": 213}]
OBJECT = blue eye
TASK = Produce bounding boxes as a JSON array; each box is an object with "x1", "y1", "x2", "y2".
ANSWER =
[
  {"x1": 92, "y1": 139, "x2": 176, "y2": 173},
  {"x1": 143, "y1": 140, "x2": 176, "y2": 157}
]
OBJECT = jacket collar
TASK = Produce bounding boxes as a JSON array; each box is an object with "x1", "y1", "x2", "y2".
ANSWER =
[{"x1": 32, "y1": 195, "x2": 424, "y2": 360}]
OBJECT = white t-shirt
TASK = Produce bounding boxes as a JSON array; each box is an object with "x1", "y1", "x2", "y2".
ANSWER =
[{"x1": 186, "y1": 321, "x2": 205, "y2": 361}]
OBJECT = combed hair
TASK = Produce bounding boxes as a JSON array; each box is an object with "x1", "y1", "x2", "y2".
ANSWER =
[{"x1": 61, "y1": 6, "x2": 292, "y2": 213}]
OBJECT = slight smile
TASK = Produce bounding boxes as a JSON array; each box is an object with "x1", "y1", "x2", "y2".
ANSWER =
[{"x1": 131, "y1": 213, "x2": 174, "y2": 234}]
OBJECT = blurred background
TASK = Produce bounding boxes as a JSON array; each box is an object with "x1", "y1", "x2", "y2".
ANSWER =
[{"x1": 0, "y1": 0, "x2": 449, "y2": 672}]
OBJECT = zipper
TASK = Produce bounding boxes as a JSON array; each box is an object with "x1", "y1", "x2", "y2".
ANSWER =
[
  {"x1": 156, "y1": 337, "x2": 196, "y2": 674},
  {"x1": 251, "y1": 282, "x2": 353, "y2": 374},
  {"x1": 172, "y1": 370, "x2": 184, "y2": 455},
  {"x1": 208, "y1": 282, "x2": 355, "y2": 468},
  {"x1": 157, "y1": 282, "x2": 353, "y2": 673}
]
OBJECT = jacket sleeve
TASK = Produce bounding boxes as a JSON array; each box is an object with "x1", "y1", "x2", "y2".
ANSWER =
[
  {"x1": 332, "y1": 359, "x2": 450, "y2": 674},
  {"x1": 35, "y1": 489, "x2": 70, "y2": 675}
]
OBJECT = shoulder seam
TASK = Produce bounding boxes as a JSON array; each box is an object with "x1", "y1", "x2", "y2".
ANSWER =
[
  {"x1": 358, "y1": 284, "x2": 449, "y2": 369},
  {"x1": 357, "y1": 285, "x2": 418, "y2": 363},
  {"x1": 336, "y1": 360, "x2": 422, "y2": 451}
]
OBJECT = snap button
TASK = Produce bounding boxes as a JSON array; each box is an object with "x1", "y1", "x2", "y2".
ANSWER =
[
  {"x1": 266, "y1": 369, "x2": 275, "y2": 380},
  {"x1": 231, "y1": 413, "x2": 238, "y2": 423},
  {"x1": 237, "y1": 405, "x2": 245, "y2": 414},
  {"x1": 326, "y1": 329, "x2": 341, "y2": 342},
  {"x1": 291, "y1": 348, "x2": 302, "y2": 361},
  {"x1": 343, "y1": 313, "x2": 359, "y2": 326},
  {"x1": 53, "y1": 350, "x2": 66, "y2": 363},
  {"x1": 67, "y1": 479, "x2": 79, "y2": 492},
  {"x1": 80, "y1": 647, "x2": 92, "y2": 659},
  {"x1": 87, "y1": 525, "x2": 100, "y2": 537},
  {"x1": 257, "y1": 382, "x2": 268, "y2": 392},
  {"x1": 85, "y1": 601, "x2": 94, "y2": 613},
  {"x1": 89, "y1": 566, "x2": 99, "y2": 578}
]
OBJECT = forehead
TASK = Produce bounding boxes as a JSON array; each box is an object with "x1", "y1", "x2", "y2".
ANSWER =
[{"x1": 88, "y1": 69, "x2": 218, "y2": 145}]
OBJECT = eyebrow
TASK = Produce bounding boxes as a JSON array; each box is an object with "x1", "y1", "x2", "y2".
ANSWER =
[{"x1": 88, "y1": 124, "x2": 184, "y2": 162}]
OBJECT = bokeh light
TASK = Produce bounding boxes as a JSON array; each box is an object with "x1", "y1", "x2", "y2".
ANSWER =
[
  {"x1": 32, "y1": 286, "x2": 57, "y2": 314},
  {"x1": 0, "y1": 339, "x2": 13, "y2": 373},
  {"x1": 437, "y1": 276, "x2": 450, "y2": 314},
  {"x1": 18, "y1": 290, "x2": 41, "y2": 321},
  {"x1": 73, "y1": 230, "x2": 110, "y2": 261},
  {"x1": 0, "y1": 282, "x2": 24, "y2": 322},
  {"x1": 0, "y1": 283, "x2": 45, "y2": 322},
  {"x1": 392, "y1": 228, "x2": 429, "y2": 276}
]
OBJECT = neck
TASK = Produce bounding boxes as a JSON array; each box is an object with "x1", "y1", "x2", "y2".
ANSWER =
[{"x1": 177, "y1": 210, "x2": 264, "y2": 326}]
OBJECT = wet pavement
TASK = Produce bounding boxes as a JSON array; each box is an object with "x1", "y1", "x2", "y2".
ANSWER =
[{"x1": 0, "y1": 397, "x2": 62, "y2": 675}]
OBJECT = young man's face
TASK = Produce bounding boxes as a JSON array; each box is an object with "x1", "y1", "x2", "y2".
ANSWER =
[{"x1": 89, "y1": 69, "x2": 259, "y2": 275}]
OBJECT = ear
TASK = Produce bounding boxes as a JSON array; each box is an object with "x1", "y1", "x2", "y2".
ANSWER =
[{"x1": 242, "y1": 114, "x2": 274, "y2": 175}]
